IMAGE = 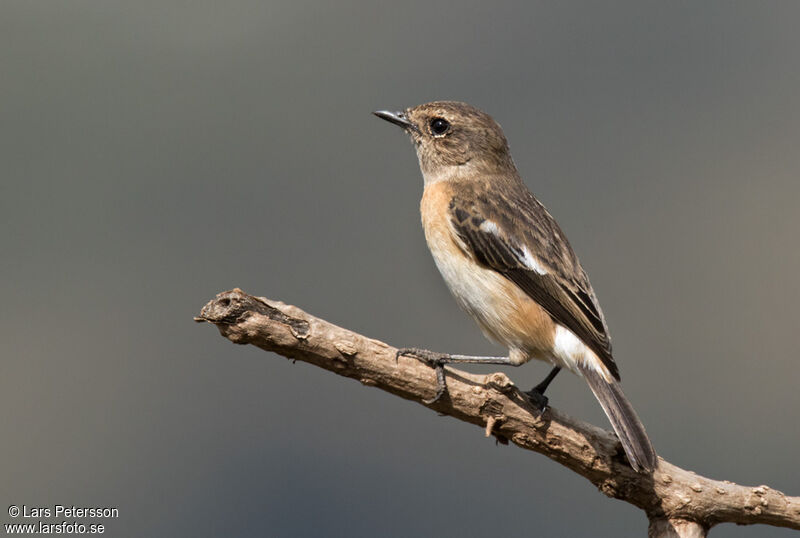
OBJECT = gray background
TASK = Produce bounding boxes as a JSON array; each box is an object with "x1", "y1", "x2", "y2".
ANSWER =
[{"x1": 2, "y1": 1, "x2": 799, "y2": 536}]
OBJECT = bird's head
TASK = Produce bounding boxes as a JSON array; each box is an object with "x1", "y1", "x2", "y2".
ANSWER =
[{"x1": 374, "y1": 101, "x2": 515, "y2": 182}]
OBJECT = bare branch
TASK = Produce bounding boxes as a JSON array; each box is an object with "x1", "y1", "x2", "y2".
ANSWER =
[{"x1": 196, "y1": 289, "x2": 800, "y2": 537}]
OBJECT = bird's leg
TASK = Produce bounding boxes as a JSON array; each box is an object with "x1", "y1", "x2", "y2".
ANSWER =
[
  {"x1": 525, "y1": 366, "x2": 561, "y2": 412},
  {"x1": 395, "y1": 348, "x2": 513, "y2": 365},
  {"x1": 395, "y1": 348, "x2": 513, "y2": 404}
]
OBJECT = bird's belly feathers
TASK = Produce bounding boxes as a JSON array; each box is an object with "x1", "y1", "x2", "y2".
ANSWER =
[{"x1": 428, "y1": 235, "x2": 531, "y2": 352}]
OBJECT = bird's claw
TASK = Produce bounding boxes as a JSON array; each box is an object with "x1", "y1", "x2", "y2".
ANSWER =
[
  {"x1": 395, "y1": 348, "x2": 450, "y2": 404},
  {"x1": 524, "y1": 388, "x2": 549, "y2": 416},
  {"x1": 422, "y1": 363, "x2": 448, "y2": 404},
  {"x1": 395, "y1": 347, "x2": 447, "y2": 365}
]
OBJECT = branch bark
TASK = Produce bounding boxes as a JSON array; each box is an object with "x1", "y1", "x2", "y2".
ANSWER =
[{"x1": 196, "y1": 289, "x2": 800, "y2": 537}]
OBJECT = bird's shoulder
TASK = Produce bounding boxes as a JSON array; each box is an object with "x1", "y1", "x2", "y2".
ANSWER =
[{"x1": 446, "y1": 176, "x2": 582, "y2": 282}]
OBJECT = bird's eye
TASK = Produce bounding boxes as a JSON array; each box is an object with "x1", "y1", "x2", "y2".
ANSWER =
[{"x1": 429, "y1": 117, "x2": 451, "y2": 136}]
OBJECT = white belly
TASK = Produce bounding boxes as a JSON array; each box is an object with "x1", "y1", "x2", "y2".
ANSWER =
[{"x1": 424, "y1": 222, "x2": 529, "y2": 355}]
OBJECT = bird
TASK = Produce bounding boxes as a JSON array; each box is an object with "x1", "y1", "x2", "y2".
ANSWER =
[{"x1": 374, "y1": 101, "x2": 657, "y2": 473}]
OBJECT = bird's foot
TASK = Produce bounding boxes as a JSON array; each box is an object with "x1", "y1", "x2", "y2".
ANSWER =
[
  {"x1": 395, "y1": 347, "x2": 450, "y2": 365},
  {"x1": 395, "y1": 347, "x2": 450, "y2": 404},
  {"x1": 523, "y1": 366, "x2": 560, "y2": 415},
  {"x1": 524, "y1": 387, "x2": 549, "y2": 415}
]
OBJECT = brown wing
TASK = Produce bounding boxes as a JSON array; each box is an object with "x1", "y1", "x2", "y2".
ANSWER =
[{"x1": 448, "y1": 178, "x2": 619, "y2": 380}]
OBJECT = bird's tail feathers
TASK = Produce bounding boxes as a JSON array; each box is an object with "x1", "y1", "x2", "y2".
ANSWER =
[{"x1": 578, "y1": 364, "x2": 657, "y2": 473}]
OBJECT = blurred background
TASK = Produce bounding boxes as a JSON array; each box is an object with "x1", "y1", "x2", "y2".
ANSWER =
[{"x1": 2, "y1": 1, "x2": 799, "y2": 536}]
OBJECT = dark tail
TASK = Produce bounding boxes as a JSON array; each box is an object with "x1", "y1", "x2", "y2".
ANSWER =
[{"x1": 579, "y1": 365, "x2": 657, "y2": 473}]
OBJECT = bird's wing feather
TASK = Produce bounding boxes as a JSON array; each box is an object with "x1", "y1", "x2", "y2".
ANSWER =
[{"x1": 448, "y1": 180, "x2": 619, "y2": 379}]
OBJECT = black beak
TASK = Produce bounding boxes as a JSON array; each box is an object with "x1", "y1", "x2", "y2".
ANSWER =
[{"x1": 373, "y1": 110, "x2": 419, "y2": 133}]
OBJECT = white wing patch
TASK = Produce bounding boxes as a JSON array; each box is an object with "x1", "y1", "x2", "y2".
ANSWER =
[
  {"x1": 478, "y1": 220, "x2": 548, "y2": 275},
  {"x1": 520, "y1": 246, "x2": 548, "y2": 275},
  {"x1": 479, "y1": 220, "x2": 500, "y2": 234}
]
